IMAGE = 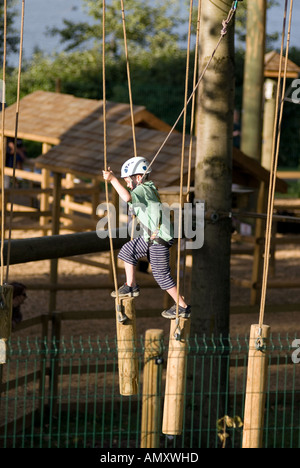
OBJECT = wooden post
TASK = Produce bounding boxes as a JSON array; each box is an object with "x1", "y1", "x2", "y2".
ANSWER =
[
  {"x1": 49, "y1": 172, "x2": 62, "y2": 314},
  {"x1": 0, "y1": 284, "x2": 13, "y2": 364},
  {"x1": 242, "y1": 324, "x2": 270, "y2": 448},
  {"x1": 40, "y1": 143, "x2": 52, "y2": 230},
  {"x1": 115, "y1": 297, "x2": 138, "y2": 395},
  {"x1": 240, "y1": 0, "x2": 266, "y2": 162},
  {"x1": 64, "y1": 173, "x2": 74, "y2": 225},
  {"x1": 141, "y1": 329, "x2": 164, "y2": 448},
  {"x1": 162, "y1": 318, "x2": 190, "y2": 435}
]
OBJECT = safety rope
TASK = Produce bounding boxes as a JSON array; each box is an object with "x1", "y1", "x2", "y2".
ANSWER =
[
  {"x1": 0, "y1": 0, "x2": 7, "y2": 288},
  {"x1": 174, "y1": 0, "x2": 194, "y2": 336},
  {"x1": 186, "y1": 0, "x2": 202, "y2": 204},
  {"x1": 257, "y1": 0, "x2": 294, "y2": 348},
  {"x1": 143, "y1": 0, "x2": 239, "y2": 179},
  {"x1": 120, "y1": 0, "x2": 137, "y2": 158},
  {"x1": 120, "y1": 0, "x2": 138, "y2": 241},
  {"x1": 102, "y1": 0, "x2": 121, "y2": 313},
  {"x1": 181, "y1": 0, "x2": 202, "y2": 304},
  {"x1": 5, "y1": 0, "x2": 25, "y2": 284}
]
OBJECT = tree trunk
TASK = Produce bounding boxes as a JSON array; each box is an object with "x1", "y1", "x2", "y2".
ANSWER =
[
  {"x1": 192, "y1": 0, "x2": 234, "y2": 339},
  {"x1": 241, "y1": 0, "x2": 266, "y2": 161},
  {"x1": 190, "y1": 0, "x2": 235, "y2": 447}
]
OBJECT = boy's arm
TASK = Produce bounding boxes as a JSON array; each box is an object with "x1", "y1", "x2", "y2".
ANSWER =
[{"x1": 102, "y1": 169, "x2": 131, "y2": 203}]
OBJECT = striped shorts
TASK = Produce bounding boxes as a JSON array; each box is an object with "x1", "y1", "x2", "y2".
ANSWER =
[{"x1": 118, "y1": 237, "x2": 176, "y2": 291}]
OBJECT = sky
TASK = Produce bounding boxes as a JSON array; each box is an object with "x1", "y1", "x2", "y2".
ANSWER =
[{"x1": 8, "y1": 0, "x2": 300, "y2": 67}]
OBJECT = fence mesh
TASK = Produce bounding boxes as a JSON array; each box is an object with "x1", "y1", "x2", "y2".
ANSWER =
[{"x1": 0, "y1": 333, "x2": 299, "y2": 448}]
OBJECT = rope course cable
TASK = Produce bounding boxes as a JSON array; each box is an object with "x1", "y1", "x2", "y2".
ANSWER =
[
  {"x1": 120, "y1": 0, "x2": 137, "y2": 158},
  {"x1": 174, "y1": 0, "x2": 195, "y2": 337},
  {"x1": 102, "y1": 0, "x2": 121, "y2": 317},
  {"x1": 120, "y1": 0, "x2": 138, "y2": 241},
  {"x1": 186, "y1": 0, "x2": 202, "y2": 203},
  {"x1": 143, "y1": 0, "x2": 239, "y2": 180},
  {"x1": 257, "y1": 0, "x2": 294, "y2": 349},
  {"x1": 102, "y1": 0, "x2": 139, "y2": 321},
  {"x1": 5, "y1": 0, "x2": 25, "y2": 284}
]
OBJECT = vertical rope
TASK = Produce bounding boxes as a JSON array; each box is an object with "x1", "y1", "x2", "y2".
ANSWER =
[
  {"x1": 0, "y1": 0, "x2": 7, "y2": 287},
  {"x1": 120, "y1": 0, "x2": 138, "y2": 241},
  {"x1": 120, "y1": 0, "x2": 137, "y2": 158},
  {"x1": 144, "y1": 2, "x2": 238, "y2": 176},
  {"x1": 175, "y1": 0, "x2": 194, "y2": 324},
  {"x1": 5, "y1": 0, "x2": 25, "y2": 283},
  {"x1": 102, "y1": 0, "x2": 120, "y2": 307},
  {"x1": 258, "y1": 0, "x2": 293, "y2": 334}
]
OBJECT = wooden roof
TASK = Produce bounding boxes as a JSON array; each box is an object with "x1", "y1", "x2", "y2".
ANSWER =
[
  {"x1": 35, "y1": 118, "x2": 191, "y2": 188},
  {"x1": 264, "y1": 50, "x2": 300, "y2": 78},
  {"x1": 3, "y1": 90, "x2": 171, "y2": 144}
]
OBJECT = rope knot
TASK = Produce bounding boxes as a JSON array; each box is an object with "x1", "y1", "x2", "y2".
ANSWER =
[{"x1": 221, "y1": 20, "x2": 229, "y2": 36}]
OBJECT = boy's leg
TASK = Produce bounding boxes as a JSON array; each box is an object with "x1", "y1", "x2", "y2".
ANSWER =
[
  {"x1": 111, "y1": 237, "x2": 149, "y2": 298},
  {"x1": 165, "y1": 286, "x2": 188, "y2": 308},
  {"x1": 124, "y1": 261, "x2": 136, "y2": 287}
]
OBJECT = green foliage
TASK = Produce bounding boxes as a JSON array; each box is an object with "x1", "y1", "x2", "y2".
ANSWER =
[
  {"x1": 0, "y1": 0, "x2": 20, "y2": 64},
  {"x1": 49, "y1": 0, "x2": 185, "y2": 58}
]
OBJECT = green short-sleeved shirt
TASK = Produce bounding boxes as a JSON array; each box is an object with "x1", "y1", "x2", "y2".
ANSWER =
[{"x1": 128, "y1": 181, "x2": 174, "y2": 243}]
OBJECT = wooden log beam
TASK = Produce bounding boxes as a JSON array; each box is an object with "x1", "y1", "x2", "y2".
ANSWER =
[{"x1": 1, "y1": 229, "x2": 129, "y2": 265}]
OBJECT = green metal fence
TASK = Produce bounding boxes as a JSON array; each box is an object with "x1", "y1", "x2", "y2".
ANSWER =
[{"x1": 0, "y1": 333, "x2": 299, "y2": 448}]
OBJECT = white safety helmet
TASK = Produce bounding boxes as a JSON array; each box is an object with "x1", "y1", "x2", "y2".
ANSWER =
[{"x1": 121, "y1": 156, "x2": 152, "y2": 178}]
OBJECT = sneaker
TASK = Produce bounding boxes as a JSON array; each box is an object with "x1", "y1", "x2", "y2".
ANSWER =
[
  {"x1": 111, "y1": 283, "x2": 140, "y2": 298},
  {"x1": 161, "y1": 304, "x2": 191, "y2": 319}
]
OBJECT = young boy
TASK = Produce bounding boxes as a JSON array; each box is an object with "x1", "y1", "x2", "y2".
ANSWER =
[{"x1": 102, "y1": 156, "x2": 191, "y2": 320}]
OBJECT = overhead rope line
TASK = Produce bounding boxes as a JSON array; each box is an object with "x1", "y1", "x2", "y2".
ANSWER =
[
  {"x1": 257, "y1": 0, "x2": 294, "y2": 346},
  {"x1": 143, "y1": 0, "x2": 239, "y2": 180},
  {"x1": 5, "y1": 0, "x2": 25, "y2": 284}
]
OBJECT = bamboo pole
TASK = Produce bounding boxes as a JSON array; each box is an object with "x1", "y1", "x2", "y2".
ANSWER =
[
  {"x1": 242, "y1": 324, "x2": 270, "y2": 448},
  {"x1": 162, "y1": 317, "x2": 190, "y2": 435},
  {"x1": 116, "y1": 297, "x2": 138, "y2": 395},
  {"x1": 141, "y1": 329, "x2": 164, "y2": 448}
]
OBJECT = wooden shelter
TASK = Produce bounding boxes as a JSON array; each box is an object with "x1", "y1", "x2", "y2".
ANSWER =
[
  {"x1": 3, "y1": 90, "x2": 288, "y2": 193},
  {"x1": 264, "y1": 50, "x2": 300, "y2": 79}
]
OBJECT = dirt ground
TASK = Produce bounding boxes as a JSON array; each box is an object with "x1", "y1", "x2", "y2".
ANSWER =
[{"x1": 5, "y1": 229, "x2": 300, "y2": 341}]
